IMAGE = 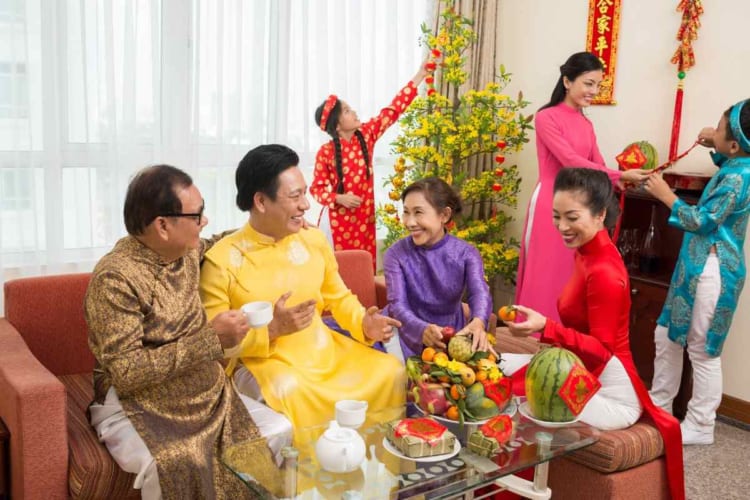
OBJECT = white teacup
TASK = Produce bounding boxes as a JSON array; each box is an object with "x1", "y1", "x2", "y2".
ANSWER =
[
  {"x1": 335, "y1": 400, "x2": 368, "y2": 429},
  {"x1": 241, "y1": 301, "x2": 273, "y2": 328}
]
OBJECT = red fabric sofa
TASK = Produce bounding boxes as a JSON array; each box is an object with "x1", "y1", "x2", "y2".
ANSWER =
[{"x1": 0, "y1": 249, "x2": 385, "y2": 499}]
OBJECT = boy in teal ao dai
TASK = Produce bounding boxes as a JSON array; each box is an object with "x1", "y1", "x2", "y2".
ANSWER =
[{"x1": 644, "y1": 98, "x2": 750, "y2": 446}]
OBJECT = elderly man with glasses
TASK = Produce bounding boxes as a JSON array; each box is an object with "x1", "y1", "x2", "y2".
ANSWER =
[{"x1": 85, "y1": 164, "x2": 291, "y2": 499}]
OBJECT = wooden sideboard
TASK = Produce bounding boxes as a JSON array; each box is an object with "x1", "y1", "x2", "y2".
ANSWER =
[{"x1": 619, "y1": 188, "x2": 701, "y2": 420}]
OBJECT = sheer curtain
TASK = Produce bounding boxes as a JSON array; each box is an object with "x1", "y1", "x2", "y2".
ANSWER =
[{"x1": 0, "y1": 0, "x2": 429, "y2": 309}]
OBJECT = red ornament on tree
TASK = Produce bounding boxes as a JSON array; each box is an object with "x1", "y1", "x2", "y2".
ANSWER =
[
  {"x1": 496, "y1": 140, "x2": 507, "y2": 149},
  {"x1": 494, "y1": 168, "x2": 504, "y2": 177},
  {"x1": 425, "y1": 62, "x2": 437, "y2": 72},
  {"x1": 492, "y1": 183, "x2": 502, "y2": 192},
  {"x1": 425, "y1": 75, "x2": 434, "y2": 84},
  {"x1": 431, "y1": 49, "x2": 442, "y2": 58},
  {"x1": 427, "y1": 88, "x2": 436, "y2": 97},
  {"x1": 494, "y1": 155, "x2": 505, "y2": 164}
]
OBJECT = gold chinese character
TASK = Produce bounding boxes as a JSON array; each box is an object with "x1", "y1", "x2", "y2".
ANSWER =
[
  {"x1": 597, "y1": 0, "x2": 613, "y2": 14},
  {"x1": 595, "y1": 35, "x2": 609, "y2": 56},
  {"x1": 597, "y1": 14, "x2": 611, "y2": 35}
]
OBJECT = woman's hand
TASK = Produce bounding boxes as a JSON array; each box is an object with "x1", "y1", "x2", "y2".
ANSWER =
[
  {"x1": 422, "y1": 324, "x2": 446, "y2": 350},
  {"x1": 504, "y1": 305, "x2": 546, "y2": 337},
  {"x1": 697, "y1": 127, "x2": 716, "y2": 148},
  {"x1": 620, "y1": 168, "x2": 651, "y2": 185},
  {"x1": 363, "y1": 306, "x2": 401, "y2": 342},
  {"x1": 456, "y1": 317, "x2": 494, "y2": 353},
  {"x1": 335, "y1": 193, "x2": 362, "y2": 209}
]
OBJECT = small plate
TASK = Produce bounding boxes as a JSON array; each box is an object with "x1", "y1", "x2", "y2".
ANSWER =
[
  {"x1": 382, "y1": 437, "x2": 461, "y2": 462},
  {"x1": 518, "y1": 401, "x2": 580, "y2": 428}
]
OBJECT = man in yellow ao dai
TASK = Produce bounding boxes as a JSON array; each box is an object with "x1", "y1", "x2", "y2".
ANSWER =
[{"x1": 200, "y1": 144, "x2": 406, "y2": 435}]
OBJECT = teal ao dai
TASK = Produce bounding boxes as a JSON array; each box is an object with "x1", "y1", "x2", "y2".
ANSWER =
[{"x1": 657, "y1": 156, "x2": 750, "y2": 356}]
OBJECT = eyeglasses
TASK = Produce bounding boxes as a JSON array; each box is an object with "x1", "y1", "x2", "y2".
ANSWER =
[{"x1": 161, "y1": 204, "x2": 205, "y2": 225}]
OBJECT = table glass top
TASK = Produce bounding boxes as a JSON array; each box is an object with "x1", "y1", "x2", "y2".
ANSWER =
[{"x1": 223, "y1": 399, "x2": 599, "y2": 499}]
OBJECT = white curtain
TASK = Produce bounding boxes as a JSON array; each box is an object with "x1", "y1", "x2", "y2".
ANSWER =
[{"x1": 0, "y1": 0, "x2": 429, "y2": 309}]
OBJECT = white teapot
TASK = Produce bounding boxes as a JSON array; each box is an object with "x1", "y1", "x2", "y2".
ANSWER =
[{"x1": 315, "y1": 420, "x2": 366, "y2": 473}]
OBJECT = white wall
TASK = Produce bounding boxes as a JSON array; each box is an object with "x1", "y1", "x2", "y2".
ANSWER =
[{"x1": 496, "y1": 1, "x2": 750, "y2": 402}]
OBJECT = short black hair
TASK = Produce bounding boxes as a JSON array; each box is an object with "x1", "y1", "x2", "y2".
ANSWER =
[
  {"x1": 723, "y1": 98, "x2": 750, "y2": 149},
  {"x1": 123, "y1": 165, "x2": 193, "y2": 235},
  {"x1": 401, "y1": 177, "x2": 463, "y2": 222},
  {"x1": 236, "y1": 144, "x2": 300, "y2": 212},
  {"x1": 553, "y1": 168, "x2": 620, "y2": 229}
]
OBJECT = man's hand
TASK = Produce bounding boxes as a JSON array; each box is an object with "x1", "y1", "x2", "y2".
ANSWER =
[
  {"x1": 211, "y1": 310, "x2": 249, "y2": 349},
  {"x1": 363, "y1": 306, "x2": 401, "y2": 342},
  {"x1": 505, "y1": 305, "x2": 546, "y2": 337},
  {"x1": 336, "y1": 193, "x2": 363, "y2": 209},
  {"x1": 267, "y1": 292, "x2": 317, "y2": 340},
  {"x1": 422, "y1": 323, "x2": 446, "y2": 350}
]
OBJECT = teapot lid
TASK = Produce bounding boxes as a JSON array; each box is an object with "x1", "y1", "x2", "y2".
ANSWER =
[{"x1": 323, "y1": 420, "x2": 359, "y2": 442}]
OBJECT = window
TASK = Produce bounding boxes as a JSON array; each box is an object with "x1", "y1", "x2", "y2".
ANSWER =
[{"x1": 0, "y1": 0, "x2": 430, "y2": 308}]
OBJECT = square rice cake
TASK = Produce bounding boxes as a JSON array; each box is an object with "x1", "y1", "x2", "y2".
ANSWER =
[{"x1": 386, "y1": 418, "x2": 456, "y2": 458}]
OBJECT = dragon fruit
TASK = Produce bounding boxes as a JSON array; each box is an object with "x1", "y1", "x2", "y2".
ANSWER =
[{"x1": 413, "y1": 382, "x2": 450, "y2": 416}]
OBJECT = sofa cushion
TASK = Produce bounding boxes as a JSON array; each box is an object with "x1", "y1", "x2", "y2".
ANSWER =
[
  {"x1": 566, "y1": 421, "x2": 665, "y2": 473},
  {"x1": 60, "y1": 374, "x2": 139, "y2": 499}
]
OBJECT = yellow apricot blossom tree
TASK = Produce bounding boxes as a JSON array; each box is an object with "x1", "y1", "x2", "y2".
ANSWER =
[{"x1": 377, "y1": 3, "x2": 533, "y2": 284}]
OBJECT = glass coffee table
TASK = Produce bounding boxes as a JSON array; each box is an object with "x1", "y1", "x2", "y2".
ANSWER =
[{"x1": 223, "y1": 400, "x2": 599, "y2": 499}]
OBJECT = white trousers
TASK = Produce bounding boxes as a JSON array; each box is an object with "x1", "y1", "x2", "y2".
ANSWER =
[
  {"x1": 650, "y1": 253, "x2": 722, "y2": 433},
  {"x1": 90, "y1": 385, "x2": 293, "y2": 500},
  {"x1": 501, "y1": 353, "x2": 642, "y2": 430}
]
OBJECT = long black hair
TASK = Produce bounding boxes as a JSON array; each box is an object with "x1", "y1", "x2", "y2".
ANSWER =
[
  {"x1": 314, "y1": 99, "x2": 371, "y2": 194},
  {"x1": 539, "y1": 52, "x2": 603, "y2": 112}
]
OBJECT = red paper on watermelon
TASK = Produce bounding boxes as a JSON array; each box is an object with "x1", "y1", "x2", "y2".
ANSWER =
[
  {"x1": 480, "y1": 377, "x2": 512, "y2": 409},
  {"x1": 394, "y1": 418, "x2": 446, "y2": 446},
  {"x1": 479, "y1": 414, "x2": 514, "y2": 444},
  {"x1": 616, "y1": 143, "x2": 647, "y2": 171},
  {"x1": 557, "y1": 363, "x2": 601, "y2": 415}
]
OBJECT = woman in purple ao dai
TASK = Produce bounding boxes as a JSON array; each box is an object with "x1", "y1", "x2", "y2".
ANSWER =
[{"x1": 383, "y1": 177, "x2": 493, "y2": 360}]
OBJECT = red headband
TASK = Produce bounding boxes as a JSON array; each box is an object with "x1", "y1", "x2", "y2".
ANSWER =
[{"x1": 319, "y1": 95, "x2": 338, "y2": 131}]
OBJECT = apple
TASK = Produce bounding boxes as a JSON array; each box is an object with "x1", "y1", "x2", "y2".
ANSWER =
[{"x1": 441, "y1": 326, "x2": 456, "y2": 342}]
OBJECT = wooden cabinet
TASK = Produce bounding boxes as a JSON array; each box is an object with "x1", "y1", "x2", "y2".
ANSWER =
[{"x1": 620, "y1": 189, "x2": 700, "y2": 420}]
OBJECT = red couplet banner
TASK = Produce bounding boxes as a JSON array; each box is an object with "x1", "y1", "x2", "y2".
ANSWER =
[{"x1": 586, "y1": 0, "x2": 622, "y2": 105}]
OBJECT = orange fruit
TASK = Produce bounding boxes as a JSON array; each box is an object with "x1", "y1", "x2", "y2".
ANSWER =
[
  {"x1": 498, "y1": 305, "x2": 517, "y2": 322},
  {"x1": 487, "y1": 353, "x2": 497, "y2": 363},
  {"x1": 445, "y1": 406, "x2": 460, "y2": 421},
  {"x1": 475, "y1": 370, "x2": 488, "y2": 382},
  {"x1": 421, "y1": 347, "x2": 437, "y2": 362},
  {"x1": 450, "y1": 384, "x2": 466, "y2": 400}
]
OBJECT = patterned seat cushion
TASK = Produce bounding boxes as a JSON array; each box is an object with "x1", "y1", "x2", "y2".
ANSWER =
[
  {"x1": 60, "y1": 374, "x2": 139, "y2": 499},
  {"x1": 494, "y1": 329, "x2": 665, "y2": 473},
  {"x1": 564, "y1": 421, "x2": 665, "y2": 473}
]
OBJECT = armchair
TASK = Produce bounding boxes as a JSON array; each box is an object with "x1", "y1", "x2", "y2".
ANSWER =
[{"x1": 0, "y1": 273, "x2": 137, "y2": 499}]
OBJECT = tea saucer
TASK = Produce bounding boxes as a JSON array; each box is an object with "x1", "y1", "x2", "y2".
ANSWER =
[{"x1": 382, "y1": 437, "x2": 460, "y2": 462}]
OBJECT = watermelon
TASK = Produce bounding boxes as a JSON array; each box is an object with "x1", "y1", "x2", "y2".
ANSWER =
[
  {"x1": 524, "y1": 347, "x2": 584, "y2": 422},
  {"x1": 624, "y1": 141, "x2": 658, "y2": 170}
]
